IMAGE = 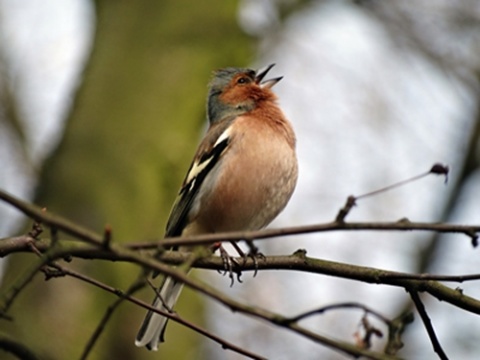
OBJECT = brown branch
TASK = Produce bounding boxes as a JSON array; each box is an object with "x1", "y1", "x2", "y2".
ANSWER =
[
  {"x1": 0, "y1": 247, "x2": 51, "y2": 313},
  {"x1": 0, "y1": 189, "x2": 103, "y2": 246},
  {"x1": 40, "y1": 261, "x2": 267, "y2": 360},
  {"x1": 336, "y1": 195, "x2": 357, "y2": 222},
  {"x1": 0, "y1": 234, "x2": 386, "y2": 359},
  {"x1": 4, "y1": 234, "x2": 480, "y2": 291},
  {"x1": 2, "y1": 236, "x2": 480, "y2": 316},
  {"x1": 8, "y1": 236, "x2": 480, "y2": 285},
  {"x1": 286, "y1": 302, "x2": 392, "y2": 325},
  {"x1": 80, "y1": 279, "x2": 145, "y2": 360},
  {"x1": 92, "y1": 250, "x2": 401, "y2": 359},
  {"x1": 384, "y1": 311, "x2": 414, "y2": 355},
  {"x1": 355, "y1": 164, "x2": 449, "y2": 201},
  {"x1": 5, "y1": 241, "x2": 400, "y2": 359},
  {"x1": 3, "y1": 236, "x2": 480, "y2": 285},
  {"x1": 285, "y1": 301, "x2": 412, "y2": 355},
  {"x1": 0, "y1": 189, "x2": 477, "y2": 358},
  {"x1": 336, "y1": 163, "x2": 449, "y2": 221},
  {"x1": 408, "y1": 290, "x2": 448, "y2": 360},
  {"x1": 1, "y1": 188, "x2": 479, "y2": 252},
  {"x1": 129, "y1": 220, "x2": 480, "y2": 250}
]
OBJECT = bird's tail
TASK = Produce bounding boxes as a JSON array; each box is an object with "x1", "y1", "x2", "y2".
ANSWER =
[{"x1": 135, "y1": 275, "x2": 185, "y2": 350}]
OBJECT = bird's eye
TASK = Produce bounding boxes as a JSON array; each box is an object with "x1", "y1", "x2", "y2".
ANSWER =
[{"x1": 237, "y1": 77, "x2": 248, "y2": 84}]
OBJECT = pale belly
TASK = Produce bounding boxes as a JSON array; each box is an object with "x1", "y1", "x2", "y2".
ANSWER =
[{"x1": 191, "y1": 123, "x2": 298, "y2": 233}]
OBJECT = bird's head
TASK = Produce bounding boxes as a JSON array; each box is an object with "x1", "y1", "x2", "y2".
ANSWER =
[{"x1": 207, "y1": 64, "x2": 282, "y2": 123}]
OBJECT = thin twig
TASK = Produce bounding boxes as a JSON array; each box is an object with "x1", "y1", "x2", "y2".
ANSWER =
[
  {"x1": 0, "y1": 189, "x2": 478, "y2": 250},
  {"x1": 286, "y1": 302, "x2": 392, "y2": 325},
  {"x1": 102, "y1": 224, "x2": 112, "y2": 249},
  {"x1": 53, "y1": 265, "x2": 267, "y2": 360},
  {"x1": 80, "y1": 279, "x2": 145, "y2": 360},
  {"x1": 1, "y1": 185, "x2": 479, "y2": 251},
  {"x1": 0, "y1": 188, "x2": 474, "y2": 359},
  {"x1": 356, "y1": 163, "x2": 448, "y2": 201},
  {"x1": 13, "y1": 240, "x2": 400, "y2": 360},
  {"x1": 0, "y1": 243, "x2": 52, "y2": 313},
  {"x1": 24, "y1": 237, "x2": 267, "y2": 360},
  {"x1": 0, "y1": 188, "x2": 103, "y2": 246},
  {"x1": 335, "y1": 163, "x2": 449, "y2": 221},
  {"x1": 335, "y1": 195, "x2": 357, "y2": 222},
  {"x1": 127, "y1": 220, "x2": 480, "y2": 250},
  {"x1": 3, "y1": 216, "x2": 480, "y2": 257},
  {"x1": 408, "y1": 289, "x2": 449, "y2": 360}
]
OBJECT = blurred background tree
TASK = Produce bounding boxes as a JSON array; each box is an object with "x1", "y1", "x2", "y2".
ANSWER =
[{"x1": 0, "y1": 0, "x2": 479, "y2": 359}]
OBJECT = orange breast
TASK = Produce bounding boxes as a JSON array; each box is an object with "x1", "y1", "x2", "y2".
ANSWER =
[{"x1": 193, "y1": 111, "x2": 298, "y2": 233}]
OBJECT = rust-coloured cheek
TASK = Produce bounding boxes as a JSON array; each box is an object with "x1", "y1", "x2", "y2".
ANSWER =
[
  {"x1": 219, "y1": 83, "x2": 273, "y2": 106},
  {"x1": 219, "y1": 84, "x2": 251, "y2": 105}
]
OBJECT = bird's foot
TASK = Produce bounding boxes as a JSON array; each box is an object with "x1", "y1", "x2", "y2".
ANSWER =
[
  {"x1": 229, "y1": 240, "x2": 265, "y2": 277},
  {"x1": 244, "y1": 240, "x2": 265, "y2": 277},
  {"x1": 212, "y1": 242, "x2": 242, "y2": 286}
]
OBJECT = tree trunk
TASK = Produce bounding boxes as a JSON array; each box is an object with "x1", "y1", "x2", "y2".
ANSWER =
[{"x1": 1, "y1": 1, "x2": 252, "y2": 359}]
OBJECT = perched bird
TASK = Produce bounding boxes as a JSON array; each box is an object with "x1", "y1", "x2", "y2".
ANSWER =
[{"x1": 135, "y1": 64, "x2": 298, "y2": 350}]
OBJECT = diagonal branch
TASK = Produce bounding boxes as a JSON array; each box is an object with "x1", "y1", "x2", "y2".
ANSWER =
[
  {"x1": 408, "y1": 289, "x2": 448, "y2": 360},
  {"x1": 40, "y1": 253, "x2": 396, "y2": 360},
  {"x1": 79, "y1": 279, "x2": 145, "y2": 360},
  {"x1": 2, "y1": 239, "x2": 401, "y2": 359},
  {"x1": 0, "y1": 189, "x2": 103, "y2": 246},
  {"x1": 52, "y1": 266, "x2": 267, "y2": 360},
  {"x1": 0, "y1": 188, "x2": 478, "y2": 358}
]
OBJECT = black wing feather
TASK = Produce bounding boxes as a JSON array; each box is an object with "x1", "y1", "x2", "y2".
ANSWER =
[{"x1": 165, "y1": 137, "x2": 230, "y2": 240}]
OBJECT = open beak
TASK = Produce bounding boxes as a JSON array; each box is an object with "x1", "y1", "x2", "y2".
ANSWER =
[{"x1": 255, "y1": 63, "x2": 283, "y2": 89}]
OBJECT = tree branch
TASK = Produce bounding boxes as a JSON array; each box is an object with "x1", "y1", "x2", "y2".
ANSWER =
[
  {"x1": 0, "y1": 189, "x2": 103, "y2": 246},
  {"x1": 2, "y1": 236, "x2": 480, "y2": 316},
  {"x1": 1, "y1": 188, "x2": 478, "y2": 358},
  {"x1": 0, "y1": 238, "x2": 401, "y2": 359},
  {"x1": 408, "y1": 289, "x2": 448, "y2": 360},
  {"x1": 132, "y1": 220, "x2": 480, "y2": 250},
  {"x1": 39, "y1": 250, "x2": 398, "y2": 359},
  {"x1": 1, "y1": 188, "x2": 479, "y2": 253}
]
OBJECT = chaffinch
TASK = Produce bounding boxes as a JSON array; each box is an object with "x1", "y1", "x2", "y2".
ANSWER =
[{"x1": 135, "y1": 64, "x2": 298, "y2": 350}]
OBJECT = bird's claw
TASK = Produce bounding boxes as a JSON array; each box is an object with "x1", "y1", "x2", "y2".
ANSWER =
[
  {"x1": 229, "y1": 239, "x2": 266, "y2": 277},
  {"x1": 216, "y1": 244, "x2": 242, "y2": 286},
  {"x1": 215, "y1": 240, "x2": 265, "y2": 282},
  {"x1": 245, "y1": 240, "x2": 265, "y2": 277}
]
